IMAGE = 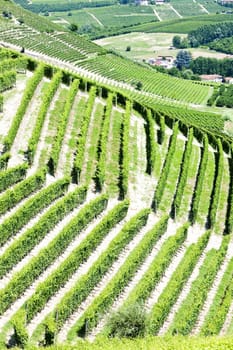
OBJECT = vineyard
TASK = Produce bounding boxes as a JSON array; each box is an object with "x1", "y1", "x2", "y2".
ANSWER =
[
  {"x1": 0, "y1": 0, "x2": 232, "y2": 348},
  {"x1": 0, "y1": 44, "x2": 232, "y2": 349}
]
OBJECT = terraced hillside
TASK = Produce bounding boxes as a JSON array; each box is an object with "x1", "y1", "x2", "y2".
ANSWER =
[
  {"x1": 0, "y1": 0, "x2": 215, "y2": 108},
  {"x1": 0, "y1": 46, "x2": 233, "y2": 348}
]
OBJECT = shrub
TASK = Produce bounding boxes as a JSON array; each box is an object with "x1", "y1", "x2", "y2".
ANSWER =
[{"x1": 107, "y1": 303, "x2": 147, "y2": 338}]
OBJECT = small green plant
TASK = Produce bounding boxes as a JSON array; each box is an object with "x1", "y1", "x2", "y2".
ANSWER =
[{"x1": 106, "y1": 303, "x2": 147, "y2": 338}]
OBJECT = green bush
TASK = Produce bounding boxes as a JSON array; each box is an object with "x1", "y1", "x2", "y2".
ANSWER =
[{"x1": 107, "y1": 303, "x2": 147, "y2": 338}]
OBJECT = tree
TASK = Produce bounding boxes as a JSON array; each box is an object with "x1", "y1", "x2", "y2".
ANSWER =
[
  {"x1": 126, "y1": 46, "x2": 131, "y2": 52},
  {"x1": 172, "y1": 35, "x2": 181, "y2": 48},
  {"x1": 136, "y1": 81, "x2": 143, "y2": 90},
  {"x1": 180, "y1": 37, "x2": 189, "y2": 49},
  {"x1": 68, "y1": 23, "x2": 78, "y2": 32},
  {"x1": 175, "y1": 50, "x2": 192, "y2": 70}
]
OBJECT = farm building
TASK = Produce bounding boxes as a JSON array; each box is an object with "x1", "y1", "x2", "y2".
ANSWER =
[{"x1": 200, "y1": 74, "x2": 223, "y2": 82}]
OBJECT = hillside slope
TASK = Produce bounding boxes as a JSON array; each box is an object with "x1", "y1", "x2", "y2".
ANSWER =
[{"x1": 0, "y1": 49, "x2": 232, "y2": 347}]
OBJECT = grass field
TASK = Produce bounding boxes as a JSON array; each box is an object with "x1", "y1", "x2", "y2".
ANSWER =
[{"x1": 95, "y1": 32, "x2": 233, "y2": 61}]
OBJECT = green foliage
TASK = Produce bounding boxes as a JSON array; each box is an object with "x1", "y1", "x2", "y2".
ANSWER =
[
  {"x1": 200, "y1": 257, "x2": 233, "y2": 336},
  {"x1": 152, "y1": 122, "x2": 179, "y2": 211},
  {"x1": 144, "y1": 109, "x2": 156, "y2": 175},
  {"x1": 11, "y1": 309, "x2": 28, "y2": 348},
  {"x1": 210, "y1": 36, "x2": 233, "y2": 55},
  {"x1": 190, "y1": 134, "x2": 208, "y2": 224},
  {"x1": 70, "y1": 214, "x2": 167, "y2": 340},
  {"x1": 225, "y1": 146, "x2": 233, "y2": 234},
  {"x1": 44, "y1": 315, "x2": 57, "y2": 346},
  {"x1": 175, "y1": 50, "x2": 192, "y2": 70},
  {"x1": 0, "y1": 163, "x2": 27, "y2": 192},
  {"x1": 207, "y1": 139, "x2": 223, "y2": 228},
  {"x1": 0, "y1": 177, "x2": 70, "y2": 247},
  {"x1": 107, "y1": 303, "x2": 147, "y2": 338},
  {"x1": 72, "y1": 85, "x2": 96, "y2": 183},
  {"x1": 172, "y1": 128, "x2": 193, "y2": 218},
  {"x1": 0, "y1": 152, "x2": 10, "y2": 170},
  {"x1": 3, "y1": 64, "x2": 44, "y2": 152},
  {"x1": 47, "y1": 79, "x2": 79, "y2": 175},
  {"x1": 19, "y1": 200, "x2": 129, "y2": 323},
  {"x1": 188, "y1": 21, "x2": 233, "y2": 46},
  {"x1": 168, "y1": 236, "x2": 230, "y2": 335},
  {"x1": 0, "y1": 185, "x2": 86, "y2": 281},
  {"x1": 0, "y1": 70, "x2": 16, "y2": 92},
  {"x1": 0, "y1": 169, "x2": 45, "y2": 216},
  {"x1": 0, "y1": 193, "x2": 106, "y2": 316},
  {"x1": 119, "y1": 100, "x2": 131, "y2": 199},
  {"x1": 27, "y1": 70, "x2": 62, "y2": 164},
  {"x1": 48, "y1": 208, "x2": 149, "y2": 333},
  {"x1": 148, "y1": 230, "x2": 210, "y2": 334},
  {"x1": 157, "y1": 113, "x2": 165, "y2": 145},
  {"x1": 123, "y1": 223, "x2": 189, "y2": 307},
  {"x1": 94, "y1": 92, "x2": 113, "y2": 191}
]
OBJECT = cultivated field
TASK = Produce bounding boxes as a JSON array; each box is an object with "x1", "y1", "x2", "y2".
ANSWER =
[
  {"x1": 0, "y1": 1, "x2": 233, "y2": 348},
  {"x1": 0, "y1": 50, "x2": 233, "y2": 347}
]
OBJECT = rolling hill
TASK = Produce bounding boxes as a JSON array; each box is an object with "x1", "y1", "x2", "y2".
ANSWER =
[{"x1": 0, "y1": 0, "x2": 232, "y2": 348}]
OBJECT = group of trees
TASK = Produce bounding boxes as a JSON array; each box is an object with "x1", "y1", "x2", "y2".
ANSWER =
[
  {"x1": 188, "y1": 22, "x2": 233, "y2": 47},
  {"x1": 173, "y1": 23, "x2": 233, "y2": 54},
  {"x1": 216, "y1": 85, "x2": 233, "y2": 108},
  {"x1": 190, "y1": 57, "x2": 233, "y2": 76},
  {"x1": 172, "y1": 35, "x2": 189, "y2": 49},
  {"x1": 209, "y1": 37, "x2": 233, "y2": 55}
]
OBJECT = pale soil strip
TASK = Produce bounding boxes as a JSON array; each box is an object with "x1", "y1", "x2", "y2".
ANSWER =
[
  {"x1": 27, "y1": 85, "x2": 63, "y2": 176},
  {"x1": 0, "y1": 189, "x2": 97, "y2": 289},
  {"x1": 80, "y1": 99, "x2": 103, "y2": 183},
  {"x1": 158, "y1": 233, "x2": 223, "y2": 335},
  {"x1": 104, "y1": 103, "x2": 118, "y2": 194},
  {"x1": 145, "y1": 245, "x2": 187, "y2": 311},
  {"x1": 57, "y1": 211, "x2": 159, "y2": 342},
  {"x1": 198, "y1": 3, "x2": 209, "y2": 14},
  {"x1": 152, "y1": 8, "x2": 162, "y2": 22},
  {"x1": 88, "y1": 219, "x2": 181, "y2": 340},
  {"x1": 86, "y1": 12, "x2": 104, "y2": 27},
  {"x1": 169, "y1": 4, "x2": 183, "y2": 18},
  {"x1": 27, "y1": 197, "x2": 120, "y2": 336},
  {"x1": 0, "y1": 191, "x2": 108, "y2": 331},
  {"x1": 0, "y1": 74, "x2": 29, "y2": 148},
  {"x1": 8, "y1": 79, "x2": 46, "y2": 168},
  {"x1": 128, "y1": 113, "x2": 157, "y2": 211},
  {"x1": 56, "y1": 93, "x2": 81, "y2": 178},
  {"x1": 220, "y1": 300, "x2": 233, "y2": 335},
  {"x1": 192, "y1": 241, "x2": 233, "y2": 335}
]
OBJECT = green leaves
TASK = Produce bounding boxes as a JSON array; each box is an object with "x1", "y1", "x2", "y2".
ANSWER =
[
  {"x1": 46, "y1": 208, "x2": 149, "y2": 333},
  {"x1": 73, "y1": 86, "x2": 96, "y2": 183},
  {"x1": 0, "y1": 163, "x2": 27, "y2": 193},
  {"x1": 26, "y1": 70, "x2": 62, "y2": 164},
  {"x1": 119, "y1": 100, "x2": 131, "y2": 199},
  {"x1": 152, "y1": 121, "x2": 179, "y2": 211},
  {"x1": 48, "y1": 79, "x2": 79, "y2": 175},
  {"x1": 19, "y1": 199, "x2": 129, "y2": 323},
  {"x1": 3, "y1": 64, "x2": 44, "y2": 152},
  {"x1": 94, "y1": 92, "x2": 113, "y2": 191},
  {"x1": 0, "y1": 177, "x2": 70, "y2": 247},
  {"x1": 0, "y1": 169, "x2": 46, "y2": 216},
  {"x1": 190, "y1": 134, "x2": 208, "y2": 224}
]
